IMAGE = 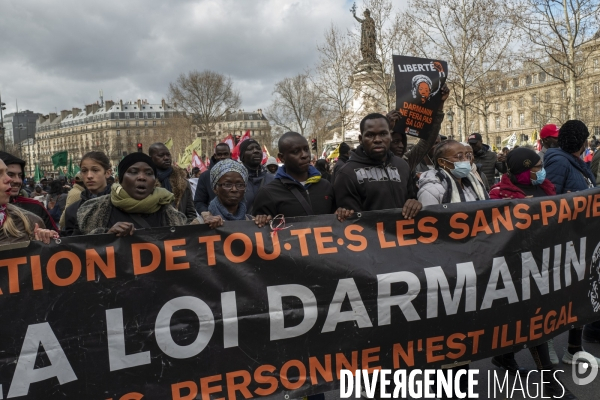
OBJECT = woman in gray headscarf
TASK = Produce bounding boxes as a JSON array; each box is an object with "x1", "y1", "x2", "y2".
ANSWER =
[{"x1": 201, "y1": 159, "x2": 271, "y2": 229}]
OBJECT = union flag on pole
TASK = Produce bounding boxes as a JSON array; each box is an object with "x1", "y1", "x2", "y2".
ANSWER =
[
  {"x1": 231, "y1": 130, "x2": 251, "y2": 161},
  {"x1": 222, "y1": 134, "x2": 235, "y2": 151},
  {"x1": 261, "y1": 145, "x2": 270, "y2": 165},
  {"x1": 192, "y1": 150, "x2": 207, "y2": 173}
]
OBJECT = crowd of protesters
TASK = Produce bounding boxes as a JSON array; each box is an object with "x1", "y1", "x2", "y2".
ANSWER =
[{"x1": 2, "y1": 81, "x2": 600, "y2": 398}]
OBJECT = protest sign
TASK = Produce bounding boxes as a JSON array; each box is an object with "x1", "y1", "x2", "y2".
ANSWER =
[
  {"x1": 393, "y1": 55, "x2": 448, "y2": 139},
  {"x1": 0, "y1": 190, "x2": 599, "y2": 399}
]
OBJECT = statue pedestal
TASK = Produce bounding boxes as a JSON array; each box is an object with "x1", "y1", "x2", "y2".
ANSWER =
[{"x1": 350, "y1": 60, "x2": 390, "y2": 119}]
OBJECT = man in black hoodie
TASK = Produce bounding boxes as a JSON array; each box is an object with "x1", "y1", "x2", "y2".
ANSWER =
[
  {"x1": 194, "y1": 143, "x2": 231, "y2": 213},
  {"x1": 253, "y1": 132, "x2": 353, "y2": 220},
  {"x1": 333, "y1": 114, "x2": 423, "y2": 217}
]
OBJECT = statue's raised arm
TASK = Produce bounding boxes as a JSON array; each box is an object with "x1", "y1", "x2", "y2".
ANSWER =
[{"x1": 350, "y1": 2, "x2": 364, "y2": 23}]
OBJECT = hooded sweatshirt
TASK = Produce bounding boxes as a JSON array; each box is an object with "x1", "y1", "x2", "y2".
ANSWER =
[
  {"x1": 253, "y1": 165, "x2": 335, "y2": 217},
  {"x1": 333, "y1": 146, "x2": 414, "y2": 212},
  {"x1": 544, "y1": 148, "x2": 596, "y2": 194}
]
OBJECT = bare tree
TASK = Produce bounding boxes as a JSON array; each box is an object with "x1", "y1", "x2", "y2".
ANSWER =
[
  {"x1": 312, "y1": 24, "x2": 359, "y2": 142},
  {"x1": 407, "y1": 0, "x2": 516, "y2": 140},
  {"x1": 516, "y1": 0, "x2": 600, "y2": 119},
  {"x1": 168, "y1": 70, "x2": 241, "y2": 141},
  {"x1": 265, "y1": 73, "x2": 320, "y2": 137}
]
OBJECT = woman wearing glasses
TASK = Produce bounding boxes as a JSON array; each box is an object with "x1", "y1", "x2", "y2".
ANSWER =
[
  {"x1": 200, "y1": 159, "x2": 271, "y2": 229},
  {"x1": 417, "y1": 140, "x2": 489, "y2": 207}
]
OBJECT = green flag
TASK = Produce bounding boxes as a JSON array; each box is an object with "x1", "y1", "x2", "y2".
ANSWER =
[
  {"x1": 51, "y1": 151, "x2": 68, "y2": 169},
  {"x1": 34, "y1": 164, "x2": 43, "y2": 183},
  {"x1": 68, "y1": 155, "x2": 74, "y2": 178}
]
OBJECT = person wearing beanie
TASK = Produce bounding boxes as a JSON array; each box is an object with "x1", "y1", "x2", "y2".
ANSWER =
[
  {"x1": 0, "y1": 151, "x2": 58, "y2": 231},
  {"x1": 489, "y1": 147, "x2": 556, "y2": 199},
  {"x1": 544, "y1": 120, "x2": 595, "y2": 194},
  {"x1": 149, "y1": 143, "x2": 197, "y2": 223},
  {"x1": 265, "y1": 156, "x2": 279, "y2": 175},
  {"x1": 538, "y1": 123, "x2": 559, "y2": 162},
  {"x1": 194, "y1": 143, "x2": 231, "y2": 214},
  {"x1": 76, "y1": 153, "x2": 187, "y2": 235},
  {"x1": 331, "y1": 141, "x2": 351, "y2": 184},
  {"x1": 238, "y1": 138, "x2": 274, "y2": 213},
  {"x1": 253, "y1": 132, "x2": 353, "y2": 222}
]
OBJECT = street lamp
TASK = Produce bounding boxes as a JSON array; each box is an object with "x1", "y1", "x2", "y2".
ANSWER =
[
  {"x1": 0, "y1": 94, "x2": 6, "y2": 152},
  {"x1": 446, "y1": 110, "x2": 454, "y2": 140}
]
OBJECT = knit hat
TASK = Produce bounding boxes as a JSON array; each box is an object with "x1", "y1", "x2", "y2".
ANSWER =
[
  {"x1": 239, "y1": 139, "x2": 260, "y2": 157},
  {"x1": 210, "y1": 159, "x2": 248, "y2": 189},
  {"x1": 265, "y1": 156, "x2": 278, "y2": 167},
  {"x1": 117, "y1": 153, "x2": 157, "y2": 183},
  {"x1": 506, "y1": 147, "x2": 540, "y2": 175},
  {"x1": 0, "y1": 152, "x2": 25, "y2": 170}
]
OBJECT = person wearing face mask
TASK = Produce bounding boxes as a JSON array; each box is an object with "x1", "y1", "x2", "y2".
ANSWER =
[
  {"x1": 462, "y1": 142, "x2": 489, "y2": 190},
  {"x1": 489, "y1": 148, "x2": 555, "y2": 199},
  {"x1": 417, "y1": 140, "x2": 489, "y2": 207},
  {"x1": 544, "y1": 120, "x2": 595, "y2": 194}
]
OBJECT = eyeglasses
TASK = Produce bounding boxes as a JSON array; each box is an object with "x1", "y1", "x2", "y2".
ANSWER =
[
  {"x1": 445, "y1": 153, "x2": 472, "y2": 161},
  {"x1": 217, "y1": 183, "x2": 246, "y2": 190}
]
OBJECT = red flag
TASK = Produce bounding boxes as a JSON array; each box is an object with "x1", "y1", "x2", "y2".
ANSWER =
[
  {"x1": 192, "y1": 150, "x2": 207, "y2": 173},
  {"x1": 231, "y1": 130, "x2": 251, "y2": 161},
  {"x1": 222, "y1": 134, "x2": 235, "y2": 151},
  {"x1": 261, "y1": 145, "x2": 270, "y2": 165}
]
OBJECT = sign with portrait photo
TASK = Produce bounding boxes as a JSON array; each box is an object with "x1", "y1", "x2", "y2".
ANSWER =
[{"x1": 392, "y1": 55, "x2": 448, "y2": 139}]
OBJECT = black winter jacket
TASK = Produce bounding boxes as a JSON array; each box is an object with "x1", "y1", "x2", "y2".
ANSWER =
[
  {"x1": 333, "y1": 146, "x2": 414, "y2": 212},
  {"x1": 473, "y1": 144, "x2": 506, "y2": 188},
  {"x1": 63, "y1": 186, "x2": 112, "y2": 236},
  {"x1": 253, "y1": 178, "x2": 335, "y2": 217}
]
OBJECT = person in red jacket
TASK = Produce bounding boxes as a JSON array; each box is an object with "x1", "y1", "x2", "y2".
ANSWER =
[{"x1": 489, "y1": 147, "x2": 555, "y2": 199}]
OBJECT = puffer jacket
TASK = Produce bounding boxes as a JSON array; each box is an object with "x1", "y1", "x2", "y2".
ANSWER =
[
  {"x1": 417, "y1": 169, "x2": 447, "y2": 206},
  {"x1": 544, "y1": 148, "x2": 596, "y2": 194}
]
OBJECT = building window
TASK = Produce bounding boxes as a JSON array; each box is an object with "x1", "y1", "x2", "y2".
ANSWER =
[
  {"x1": 126, "y1": 130, "x2": 130, "y2": 136},
  {"x1": 496, "y1": 136, "x2": 502, "y2": 146},
  {"x1": 495, "y1": 116, "x2": 501, "y2": 129},
  {"x1": 595, "y1": 58, "x2": 599, "y2": 70},
  {"x1": 545, "y1": 92, "x2": 550, "y2": 103},
  {"x1": 595, "y1": 83, "x2": 600, "y2": 95},
  {"x1": 561, "y1": 90, "x2": 566, "y2": 99},
  {"x1": 152, "y1": 121, "x2": 157, "y2": 126},
  {"x1": 595, "y1": 127, "x2": 600, "y2": 136},
  {"x1": 507, "y1": 115, "x2": 512, "y2": 128},
  {"x1": 513, "y1": 78, "x2": 519, "y2": 88},
  {"x1": 507, "y1": 101, "x2": 512, "y2": 109},
  {"x1": 144, "y1": 121, "x2": 148, "y2": 127},
  {"x1": 532, "y1": 95, "x2": 537, "y2": 105},
  {"x1": 250, "y1": 122, "x2": 254, "y2": 128},
  {"x1": 135, "y1": 121, "x2": 139, "y2": 127},
  {"x1": 161, "y1": 121, "x2": 165, "y2": 126},
  {"x1": 576, "y1": 87, "x2": 581, "y2": 98},
  {"x1": 116, "y1": 122, "x2": 120, "y2": 127},
  {"x1": 576, "y1": 104, "x2": 581, "y2": 118},
  {"x1": 519, "y1": 97, "x2": 524, "y2": 108},
  {"x1": 494, "y1": 102, "x2": 499, "y2": 111},
  {"x1": 519, "y1": 113, "x2": 524, "y2": 126},
  {"x1": 116, "y1": 130, "x2": 121, "y2": 136}
]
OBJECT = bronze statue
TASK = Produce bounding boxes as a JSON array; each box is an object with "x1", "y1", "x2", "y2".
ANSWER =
[{"x1": 351, "y1": 3, "x2": 378, "y2": 64}]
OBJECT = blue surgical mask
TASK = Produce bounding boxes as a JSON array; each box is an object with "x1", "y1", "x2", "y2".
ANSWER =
[
  {"x1": 443, "y1": 160, "x2": 472, "y2": 178},
  {"x1": 531, "y1": 168, "x2": 546, "y2": 185}
]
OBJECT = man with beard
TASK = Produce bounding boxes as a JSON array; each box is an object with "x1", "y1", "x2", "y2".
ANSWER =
[
  {"x1": 149, "y1": 143, "x2": 197, "y2": 223},
  {"x1": 194, "y1": 143, "x2": 231, "y2": 214},
  {"x1": 253, "y1": 132, "x2": 353, "y2": 220},
  {"x1": 238, "y1": 139, "x2": 274, "y2": 213},
  {"x1": 0, "y1": 152, "x2": 57, "y2": 231}
]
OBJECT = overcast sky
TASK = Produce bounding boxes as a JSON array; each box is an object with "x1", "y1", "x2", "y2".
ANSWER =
[{"x1": 0, "y1": 0, "x2": 367, "y2": 116}]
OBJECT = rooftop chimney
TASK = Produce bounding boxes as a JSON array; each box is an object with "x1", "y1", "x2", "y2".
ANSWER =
[
  {"x1": 60, "y1": 110, "x2": 70, "y2": 120},
  {"x1": 105, "y1": 100, "x2": 114, "y2": 110}
]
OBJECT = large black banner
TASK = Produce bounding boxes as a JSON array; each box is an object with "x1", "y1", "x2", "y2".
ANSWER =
[
  {"x1": 393, "y1": 54, "x2": 448, "y2": 139},
  {"x1": 1, "y1": 191, "x2": 600, "y2": 399}
]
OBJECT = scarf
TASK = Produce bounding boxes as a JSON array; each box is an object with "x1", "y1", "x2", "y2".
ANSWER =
[
  {"x1": 156, "y1": 167, "x2": 173, "y2": 192},
  {"x1": 110, "y1": 183, "x2": 174, "y2": 214},
  {"x1": 0, "y1": 205, "x2": 6, "y2": 229},
  {"x1": 208, "y1": 197, "x2": 247, "y2": 221},
  {"x1": 438, "y1": 169, "x2": 489, "y2": 204}
]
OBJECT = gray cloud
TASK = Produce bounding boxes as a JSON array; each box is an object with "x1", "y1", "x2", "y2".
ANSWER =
[{"x1": 0, "y1": 0, "x2": 358, "y2": 115}]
